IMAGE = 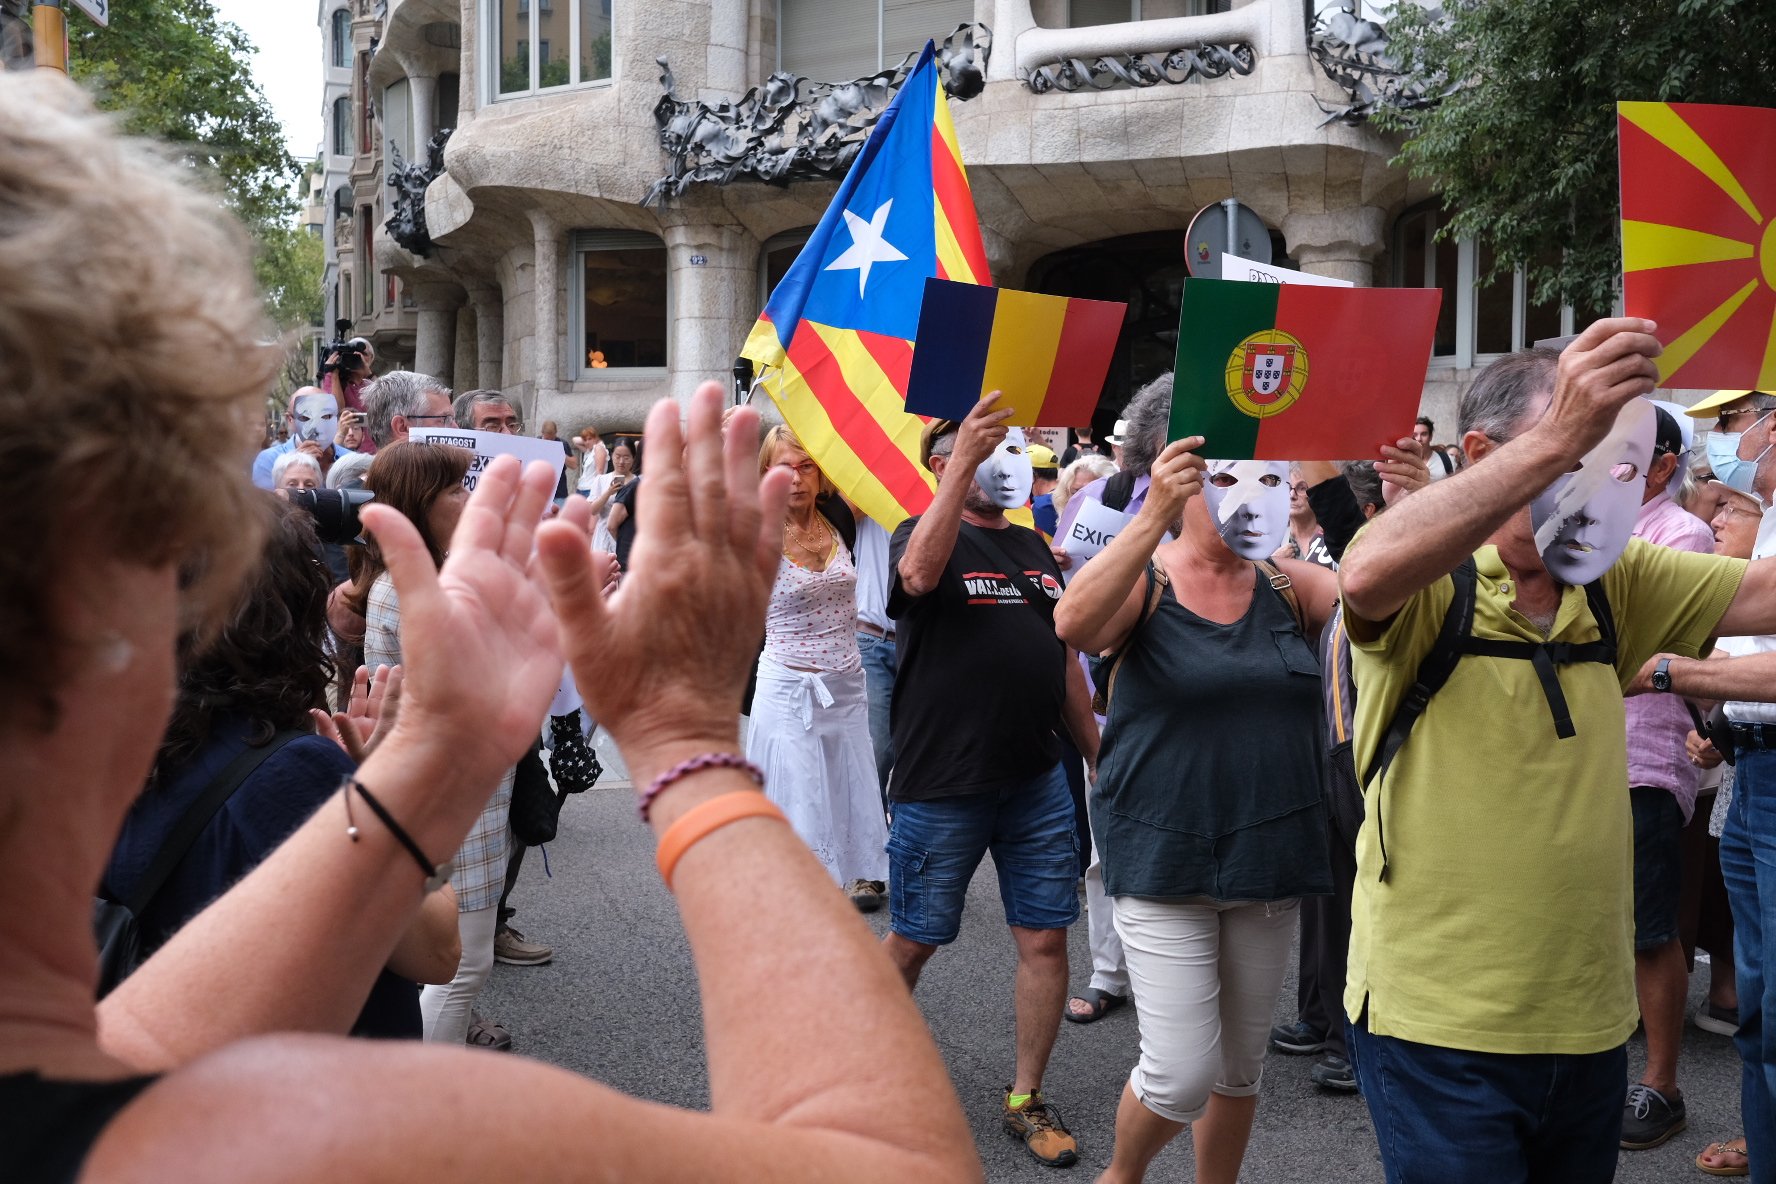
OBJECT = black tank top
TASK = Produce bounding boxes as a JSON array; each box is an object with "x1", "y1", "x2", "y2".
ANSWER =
[
  {"x1": 1093, "y1": 565, "x2": 1333, "y2": 901},
  {"x1": 1, "y1": 1071, "x2": 157, "y2": 1183}
]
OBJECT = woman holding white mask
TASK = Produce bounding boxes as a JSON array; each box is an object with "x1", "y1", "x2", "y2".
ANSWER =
[{"x1": 1056, "y1": 380, "x2": 1338, "y2": 1184}]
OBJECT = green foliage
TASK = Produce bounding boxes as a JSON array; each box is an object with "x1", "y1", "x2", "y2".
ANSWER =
[
  {"x1": 1375, "y1": 0, "x2": 1776, "y2": 313},
  {"x1": 257, "y1": 224, "x2": 326, "y2": 332}
]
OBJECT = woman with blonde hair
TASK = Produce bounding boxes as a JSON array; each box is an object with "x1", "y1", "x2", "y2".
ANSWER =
[
  {"x1": 749, "y1": 425, "x2": 889, "y2": 909},
  {"x1": 1, "y1": 71, "x2": 978, "y2": 1184}
]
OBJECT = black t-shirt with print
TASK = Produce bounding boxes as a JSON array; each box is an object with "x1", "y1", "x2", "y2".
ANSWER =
[{"x1": 887, "y1": 517, "x2": 1067, "y2": 802}]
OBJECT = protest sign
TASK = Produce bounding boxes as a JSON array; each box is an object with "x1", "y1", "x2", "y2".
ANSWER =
[
  {"x1": 408, "y1": 428, "x2": 566, "y2": 493},
  {"x1": 1060, "y1": 497, "x2": 1134, "y2": 578},
  {"x1": 906, "y1": 279, "x2": 1126, "y2": 426},
  {"x1": 1168, "y1": 278, "x2": 1441, "y2": 461},
  {"x1": 1618, "y1": 101, "x2": 1776, "y2": 389},
  {"x1": 1220, "y1": 254, "x2": 1354, "y2": 288}
]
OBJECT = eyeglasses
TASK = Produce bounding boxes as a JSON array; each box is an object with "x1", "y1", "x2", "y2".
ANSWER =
[
  {"x1": 480, "y1": 419, "x2": 525, "y2": 434},
  {"x1": 406, "y1": 412, "x2": 453, "y2": 426},
  {"x1": 1714, "y1": 407, "x2": 1766, "y2": 432},
  {"x1": 1289, "y1": 483, "x2": 1309, "y2": 495}
]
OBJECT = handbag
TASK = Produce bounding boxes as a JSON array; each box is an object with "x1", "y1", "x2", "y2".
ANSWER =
[{"x1": 509, "y1": 712, "x2": 605, "y2": 847}]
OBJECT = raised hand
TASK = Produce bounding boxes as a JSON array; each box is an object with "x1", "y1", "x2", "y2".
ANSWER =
[
  {"x1": 1139, "y1": 435, "x2": 1206, "y2": 528},
  {"x1": 359, "y1": 455, "x2": 566, "y2": 781},
  {"x1": 536, "y1": 382, "x2": 791, "y2": 781},
  {"x1": 311, "y1": 664, "x2": 403, "y2": 764},
  {"x1": 950, "y1": 391, "x2": 1014, "y2": 472},
  {"x1": 1379, "y1": 435, "x2": 1432, "y2": 503},
  {"x1": 1540, "y1": 317, "x2": 1662, "y2": 460}
]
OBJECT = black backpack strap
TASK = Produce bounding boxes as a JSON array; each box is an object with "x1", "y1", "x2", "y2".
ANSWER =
[
  {"x1": 1100, "y1": 470, "x2": 1138, "y2": 513},
  {"x1": 1453, "y1": 580, "x2": 1615, "y2": 741},
  {"x1": 123, "y1": 731, "x2": 305, "y2": 914},
  {"x1": 1363, "y1": 558, "x2": 1477, "y2": 793}
]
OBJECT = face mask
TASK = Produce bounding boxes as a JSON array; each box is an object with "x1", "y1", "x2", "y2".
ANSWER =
[
  {"x1": 1201, "y1": 460, "x2": 1289, "y2": 559},
  {"x1": 291, "y1": 393, "x2": 340, "y2": 446},
  {"x1": 974, "y1": 427, "x2": 1034, "y2": 509},
  {"x1": 1530, "y1": 398, "x2": 1655, "y2": 584},
  {"x1": 1706, "y1": 409, "x2": 1773, "y2": 494}
]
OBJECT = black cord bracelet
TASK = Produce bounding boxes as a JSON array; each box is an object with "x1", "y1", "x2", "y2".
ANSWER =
[{"x1": 342, "y1": 776, "x2": 453, "y2": 892}]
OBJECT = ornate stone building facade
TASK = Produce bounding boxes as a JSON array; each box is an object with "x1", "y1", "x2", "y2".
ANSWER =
[{"x1": 320, "y1": 0, "x2": 1593, "y2": 441}]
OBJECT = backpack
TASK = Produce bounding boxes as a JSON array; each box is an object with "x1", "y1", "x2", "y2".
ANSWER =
[
  {"x1": 94, "y1": 731, "x2": 303, "y2": 998},
  {"x1": 1100, "y1": 469, "x2": 1139, "y2": 514},
  {"x1": 1362, "y1": 556, "x2": 1616, "y2": 880}
]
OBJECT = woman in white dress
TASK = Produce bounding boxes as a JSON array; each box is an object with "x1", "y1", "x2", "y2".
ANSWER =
[
  {"x1": 748, "y1": 427, "x2": 889, "y2": 910},
  {"x1": 581, "y1": 437, "x2": 635, "y2": 557}
]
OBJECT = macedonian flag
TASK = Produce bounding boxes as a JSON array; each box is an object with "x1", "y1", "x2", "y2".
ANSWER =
[
  {"x1": 1619, "y1": 101, "x2": 1776, "y2": 389},
  {"x1": 1169, "y1": 278, "x2": 1442, "y2": 460}
]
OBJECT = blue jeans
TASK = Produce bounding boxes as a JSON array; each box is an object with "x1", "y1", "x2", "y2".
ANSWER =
[
  {"x1": 855, "y1": 630, "x2": 896, "y2": 802},
  {"x1": 1349, "y1": 1017, "x2": 1626, "y2": 1184},
  {"x1": 1723, "y1": 747, "x2": 1776, "y2": 1184},
  {"x1": 886, "y1": 763, "x2": 1080, "y2": 946}
]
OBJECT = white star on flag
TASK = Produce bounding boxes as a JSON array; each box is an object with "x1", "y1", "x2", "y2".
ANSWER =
[{"x1": 824, "y1": 200, "x2": 908, "y2": 300}]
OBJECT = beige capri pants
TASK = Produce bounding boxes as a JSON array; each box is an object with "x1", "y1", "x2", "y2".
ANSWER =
[{"x1": 1112, "y1": 895, "x2": 1299, "y2": 1124}]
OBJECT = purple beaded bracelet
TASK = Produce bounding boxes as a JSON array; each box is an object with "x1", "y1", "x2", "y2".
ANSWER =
[{"x1": 639, "y1": 753, "x2": 765, "y2": 822}]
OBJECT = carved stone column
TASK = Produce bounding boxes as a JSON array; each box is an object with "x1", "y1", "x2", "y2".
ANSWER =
[
  {"x1": 409, "y1": 74, "x2": 438, "y2": 147},
  {"x1": 662, "y1": 222, "x2": 758, "y2": 402},
  {"x1": 1282, "y1": 208, "x2": 1387, "y2": 287},
  {"x1": 469, "y1": 282, "x2": 505, "y2": 392},
  {"x1": 705, "y1": 0, "x2": 746, "y2": 100},
  {"x1": 525, "y1": 212, "x2": 563, "y2": 425},
  {"x1": 454, "y1": 304, "x2": 478, "y2": 393},
  {"x1": 411, "y1": 279, "x2": 465, "y2": 384}
]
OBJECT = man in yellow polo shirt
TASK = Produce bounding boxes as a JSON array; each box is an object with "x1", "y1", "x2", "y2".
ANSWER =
[{"x1": 1337, "y1": 319, "x2": 1776, "y2": 1184}]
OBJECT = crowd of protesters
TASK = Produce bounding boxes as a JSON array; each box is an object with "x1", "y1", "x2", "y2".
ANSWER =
[{"x1": 11, "y1": 67, "x2": 1776, "y2": 1184}]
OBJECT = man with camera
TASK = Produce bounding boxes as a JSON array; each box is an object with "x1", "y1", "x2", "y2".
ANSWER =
[
  {"x1": 252, "y1": 385, "x2": 361, "y2": 492},
  {"x1": 1336, "y1": 323, "x2": 1776, "y2": 1183}
]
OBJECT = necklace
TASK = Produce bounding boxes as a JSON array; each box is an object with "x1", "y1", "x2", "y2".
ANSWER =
[{"x1": 784, "y1": 514, "x2": 830, "y2": 558}]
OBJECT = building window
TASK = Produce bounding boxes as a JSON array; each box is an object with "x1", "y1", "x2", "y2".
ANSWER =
[
  {"x1": 759, "y1": 228, "x2": 815, "y2": 310},
  {"x1": 383, "y1": 78, "x2": 412, "y2": 163},
  {"x1": 437, "y1": 72, "x2": 460, "y2": 131},
  {"x1": 360, "y1": 206, "x2": 375, "y2": 316},
  {"x1": 341, "y1": 275, "x2": 352, "y2": 325},
  {"x1": 1393, "y1": 203, "x2": 1583, "y2": 367},
  {"x1": 331, "y1": 95, "x2": 351, "y2": 157},
  {"x1": 491, "y1": 0, "x2": 611, "y2": 100},
  {"x1": 357, "y1": 53, "x2": 373, "y2": 153},
  {"x1": 779, "y1": 0, "x2": 972, "y2": 79},
  {"x1": 571, "y1": 230, "x2": 668, "y2": 376},
  {"x1": 330, "y1": 8, "x2": 351, "y2": 68}
]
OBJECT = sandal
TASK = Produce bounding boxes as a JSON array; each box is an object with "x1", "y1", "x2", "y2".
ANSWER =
[
  {"x1": 1064, "y1": 987, "x2": 1128, "y2": 1024},
  {"x1": 466, "y1": 1011, "x2": 514, "y2": 1052},
  {"x1": 1697, "y1": 1138, "x2": 1749, "y2": 1177}
]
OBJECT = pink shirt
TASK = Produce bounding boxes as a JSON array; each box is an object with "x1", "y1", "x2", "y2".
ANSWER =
[{"x1": 1624, "y1": 490, "x2": 1716, "y2": 820}]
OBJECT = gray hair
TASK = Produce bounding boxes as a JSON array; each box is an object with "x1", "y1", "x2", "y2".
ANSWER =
[
  {"x1": 1458, "y1": 348, "x2": 1559, "y2": 442},
  {"x1": 1341, "y1": 459, "x2": 1384, "y2": 513},
  {"x1": 326, "y1": 450, "x2": 374, "y2": 490},
  {"x1": 362, "y1": 370, "x2": 450, "y2": 445},
  {"x1": 270, "y1": 450, "x2": 322, "y2": 486},
  {"x1": 453, "y1": 388, "x2": 513, "y2": 429},
  {"x1": 1119, "y1": 373, "x2": 1174, "y2": 478}
]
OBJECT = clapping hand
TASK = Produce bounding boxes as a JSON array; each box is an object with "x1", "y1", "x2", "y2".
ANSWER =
[
  {"x1": 537, "y1": 382, "x2": 790, "y2": 782},
  {"x1": 359, "y1": 456, "x2": 567, "y2": 781},
  {"x1": 311, "y1": 663, "x2": 403, "y2": 764}
]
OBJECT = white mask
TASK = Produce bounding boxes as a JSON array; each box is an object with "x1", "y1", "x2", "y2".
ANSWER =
[
  {"x1": 974, "y1": 427, "x2": 1034, "y2": 509},
  {"x1": 1201, "y1": 460, "x2": 1290, "y2": 559},
  {"x1": 291, "y1": 392, "x2": 339, "y2": 446},
  {"x1": 1530, "y1": 398, "x2": 1655, "y2": 584}
]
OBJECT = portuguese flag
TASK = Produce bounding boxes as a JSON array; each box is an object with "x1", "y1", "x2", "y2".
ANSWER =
[{"x1": 1168, "y1": 278, "x2": 1442, "y2": 460}]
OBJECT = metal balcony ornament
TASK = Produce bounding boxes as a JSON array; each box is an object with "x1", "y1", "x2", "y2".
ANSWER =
[
  {"x1": 385, "y1": 128, "x2": 452, "y2": 256},
  {"x1": 643, "y1": 23, "x2": 990, "y2": 206},
  {"x1": 1306, "y1": 8, "x2": 1441, "y2": 127},
  {"x1": 1019, "y1": 42, "x2": 1255, "y2": 94}
]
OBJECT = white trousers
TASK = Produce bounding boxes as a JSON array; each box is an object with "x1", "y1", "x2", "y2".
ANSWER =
[
  {"x1": 1113, "y1": 895, "x2": 1298, "y2": 1124},
  {"x1": 420, "y1": 903, "x2": 498, "y2": 1045},
  {"x1": 1085, "y1": 835, "x2": 1128, "y2": 996}
]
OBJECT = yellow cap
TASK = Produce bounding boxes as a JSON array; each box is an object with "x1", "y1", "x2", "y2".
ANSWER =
[
  {"x1": 1684, "y1": 390, "x2": 1756, "y2": 418},
  {"x1": 1027, "y1": 444, "x2": 1058, "y2": 470}
]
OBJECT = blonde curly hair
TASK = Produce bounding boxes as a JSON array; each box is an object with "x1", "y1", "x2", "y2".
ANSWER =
[{"x1": 0, "y1": 72, "x2": 274, "y2": 727}]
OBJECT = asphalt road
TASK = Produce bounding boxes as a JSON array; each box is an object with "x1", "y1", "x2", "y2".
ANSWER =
[{"x1": 481, "y1": 771, "x2": 1746, "y2": 1182}]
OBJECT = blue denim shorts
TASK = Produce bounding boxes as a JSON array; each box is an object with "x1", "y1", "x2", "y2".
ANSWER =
[{"x1": 886, "y1": 763, "x2": 1080, "y2": 946}]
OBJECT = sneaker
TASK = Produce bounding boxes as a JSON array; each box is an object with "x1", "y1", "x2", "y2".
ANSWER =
[
  {"x1": 1621, "y1": 1083, "x2": 1687, "y2": 1150},
  {"x1": 846, "y1": 880, "x2": 884, "y2": 912},
  {"x1": 1002, "y1": 1088, "x2": 1079, "y2": 1168},
  {"x1": 1268, "y1": 1020, "x2": 1327, "y2": 1056},
  {"x1": 1695, "y1": 1000, "x2": 1740, "y2": 1036},
  {"x1": 493, "y1": 926, "x2": 553, "y2": 966},
  {"x1": 1310, "y1": 1053, "x2": 1358, "y2": 1094}
]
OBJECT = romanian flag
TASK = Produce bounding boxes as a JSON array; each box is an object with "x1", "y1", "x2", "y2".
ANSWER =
[
  {"x1": 1619, "y1": 102, "x2": 1776, "y2": 389},
  {"x1": 904, "y1": 279, "x2": 1127, "y2": 426},
  {"x1": 1168, "y1": 278, "x2": 1442, "y2": 460},
  {"x1": 740, "y1": 42, "x2": 990, "y2": 530}
]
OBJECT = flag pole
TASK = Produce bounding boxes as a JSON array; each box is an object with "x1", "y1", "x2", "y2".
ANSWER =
[{"x1": 32, "y1": 0, "x2": 65, "y2": 73}]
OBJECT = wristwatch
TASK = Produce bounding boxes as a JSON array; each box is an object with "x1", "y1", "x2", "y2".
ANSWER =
[{"x1": 1651, "y1": 657, "x2": 1673, "y2": 693}]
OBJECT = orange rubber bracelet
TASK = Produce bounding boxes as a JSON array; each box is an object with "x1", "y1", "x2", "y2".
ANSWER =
[{"x1": 655, "y1": 790, "x2": 787, "y2": 890}]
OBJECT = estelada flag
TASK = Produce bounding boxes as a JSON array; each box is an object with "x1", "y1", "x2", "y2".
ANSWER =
[
  {"x1": 904, "y1": 278, "x2": 1126, "y2": 426},
  {"x1": 1618, "y1": 101, "x2": 1776, "y2": 389},
  {"x1": 1168, "y1": 278, "x2": 1441, "y2": 460},
  {"x1": 740, "y1": 42, "x2": 990, "y2": 530}
]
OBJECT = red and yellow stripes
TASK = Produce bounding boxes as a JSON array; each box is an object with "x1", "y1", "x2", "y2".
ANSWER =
[{"x1": 931, "y1": 75, "x2": 989, "y2": 285}]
